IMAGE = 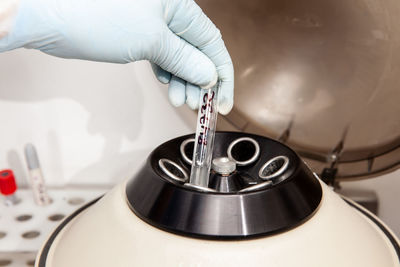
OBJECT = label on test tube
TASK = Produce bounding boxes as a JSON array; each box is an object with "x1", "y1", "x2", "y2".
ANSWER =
[
  {"x1": 29, "y1": 168, "x2": 52, "y2": 205},
  {"x1": 189, "y1": 82, "x2": 220, "y2": 188}
]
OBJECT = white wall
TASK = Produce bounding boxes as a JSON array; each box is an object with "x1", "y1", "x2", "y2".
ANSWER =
[
  {"x1": 0, "y1": 49, "x2": 195, "y2": 187},
  {"x1": 0, "y1": 49, "x2": 399, "y2": 237}
]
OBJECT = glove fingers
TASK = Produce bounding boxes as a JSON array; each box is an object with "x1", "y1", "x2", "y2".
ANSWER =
[
  {"x1": 185, "y1": 82, "x2": 200, "y2": 110},
  {"x1": 151, "y1": 29, "x2": 217, "y2": 90},
  {"x1": 151, "y1": 63, "x2": 172, "y2": 84},
  {"x1": 216, "y1": 66, "x2": 234, "y2": 115},
  {"x1": 165, "y1": 0, "x2": 234, "y2": 114},
  {"x1": 168, "y1": 75, "x2": 186, "y2": 107}
]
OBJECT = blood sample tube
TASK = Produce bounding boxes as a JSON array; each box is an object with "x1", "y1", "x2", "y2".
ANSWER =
[{"x1": 0, "y1": 169, "x2": 20, "y2": 206}]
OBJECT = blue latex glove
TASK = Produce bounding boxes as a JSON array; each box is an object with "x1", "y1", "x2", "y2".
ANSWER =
[{"x1": 0, "y1": 0, "x2": 234, "y2": 114}]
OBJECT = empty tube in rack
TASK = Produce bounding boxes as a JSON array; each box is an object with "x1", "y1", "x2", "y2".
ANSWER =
[{"x1": 25, "y1": 144, "x2": 52, "y2": 206}]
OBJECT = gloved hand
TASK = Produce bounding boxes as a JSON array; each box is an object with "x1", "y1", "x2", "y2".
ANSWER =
[{"x1": 0, "y1": 0, "x2": 234, "y2": 114}]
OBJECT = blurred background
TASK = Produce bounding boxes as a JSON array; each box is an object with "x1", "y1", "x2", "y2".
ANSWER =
[
  {"x1": 1, "y1": 0, "x2": 400, "y2": 264},
  {"x1": 0, "y1": 48, "x2": 399, "y2": 235}
]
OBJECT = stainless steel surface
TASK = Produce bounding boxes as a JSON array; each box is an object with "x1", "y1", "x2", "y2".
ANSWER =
[
  {"x1": 198, "y1": 0, "x2": 400, "y2": 179},
  {"x1": 158, "y1": 159, "x2": 188, "y2": 183},
  {"x1": 183, "y1": 183, "x2": 217, "y2": 192},
  {"x1": 239, "y1": 181, "x2": 273, "y2": 193},
  {"x1": 180, "y1": 138, "x2": 195, "y2": 165},
  {"x1": 227, "y1": 137, "x2": 260, "y2": 166},
  {"x1": 259, "y1": 156, "x2": 290, "y2": 180},
  {"x1": 211, "y1": 157, "x2": 236, "y2": 175}
]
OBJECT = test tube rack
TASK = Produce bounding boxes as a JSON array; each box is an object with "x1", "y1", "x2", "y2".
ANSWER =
[{"x1": 0, "y1": 188, "x2": 107, "y2": 267}]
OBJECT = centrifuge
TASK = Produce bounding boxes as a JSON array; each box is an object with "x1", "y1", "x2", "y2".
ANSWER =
[
  {"x1": 36, "y1": 0, "x2": 400, "y2": 266},
  {"x1": 35, "y1": 132, "x2": 399, "y2": 267}
]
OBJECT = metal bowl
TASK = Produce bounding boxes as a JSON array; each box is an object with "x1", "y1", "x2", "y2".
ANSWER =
[{"x1": 198, "y1": 0, "x2": 400, "y2": 180}]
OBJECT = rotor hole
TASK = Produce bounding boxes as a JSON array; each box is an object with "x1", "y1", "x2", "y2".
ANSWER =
[
  {"x1": 259, "y1": 156, "x2": 289, "y2": 180},
  {"x1": 180, "y1": 138, "x2": 195, "y2": 165},
  {"x1": 159, "y1": 159, "x2": 188, "y2": 183},
  {"x1": 228, "y1": 137, "x2": 260, "y2": 166}
]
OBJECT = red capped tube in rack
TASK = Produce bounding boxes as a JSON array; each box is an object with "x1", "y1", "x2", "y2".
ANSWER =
[{"x1": 0, "y1": 169, "x2": 20, "y2": 205}]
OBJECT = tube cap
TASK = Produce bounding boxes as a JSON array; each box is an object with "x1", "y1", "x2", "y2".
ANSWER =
[
  {"x1": 212, "y1": 157, "x2": 236, "y2": 175},
  {"x1": 0, "y1": 169, "x2": 17, "y2": 195}
]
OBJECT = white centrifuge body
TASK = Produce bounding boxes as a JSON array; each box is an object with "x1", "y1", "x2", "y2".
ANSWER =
[{"x1": 36, "y1": 179, "x2": 400, "y2": 267}]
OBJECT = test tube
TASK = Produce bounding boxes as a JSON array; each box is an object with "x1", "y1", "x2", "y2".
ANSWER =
[
  {"x1": 189, "y1": 82, "x2": 220, "y2": 188},
  {"x1": 24, "y1": 144, "x2": 52, "y2": 206}
]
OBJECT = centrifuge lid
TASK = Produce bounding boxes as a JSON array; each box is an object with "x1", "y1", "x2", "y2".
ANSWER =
[{"x1": 197, "y1": 0, "x2": 400, "y2": 180}]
